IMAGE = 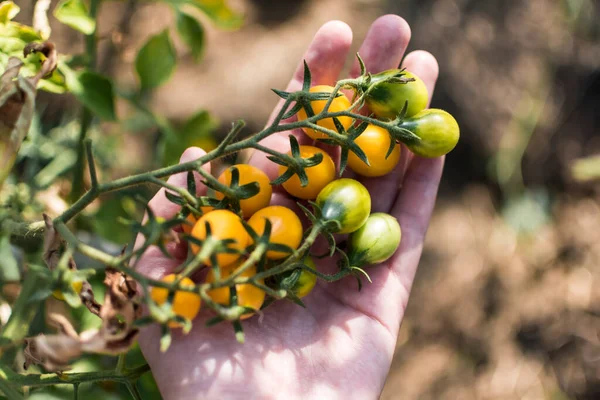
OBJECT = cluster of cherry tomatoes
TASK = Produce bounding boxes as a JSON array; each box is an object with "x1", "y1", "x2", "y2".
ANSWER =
[{"x1": 150, "y1": 68, "x2": 459, "y2": 328}]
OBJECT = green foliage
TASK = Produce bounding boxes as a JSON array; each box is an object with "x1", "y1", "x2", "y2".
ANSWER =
[
  {"x1": 61, "y1": 64, "x2": 117, "y2": 121},
  {"x1": 53, "y1": 0, "x2": 96, "y2": 35},
  {"x1": 176, "y1": 10, "x2": 205, "y2": 61},
  {"x1": 135, "y1": 30, "x2": 177, "y2": 90},
  {"x1": 162, "y1": 110, "x2": 218, "y2": 166},
  {"x1": 167, "y1": 0, "x2": 244, "y2": 29},
  {"x1": 0, "y1": 235, "x2": 19, "y2": 281},
  {"x1": 0, "y1": 1, "x2": 20, "y2": 24}
]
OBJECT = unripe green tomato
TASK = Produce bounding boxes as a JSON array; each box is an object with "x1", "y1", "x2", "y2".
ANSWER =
[
  {"x1": 286, "y1": 257, "x2": 318, "y2": 298},
  {"x1": 349, "y1": 213, "x2": 402, "y2": 265},
  {"x1": 315, "y1": 178, "x2": 371, "y2": 234},
  {"x1": 400, "y1": 109, "x2": 460, "y2": 158},
  {"x1": 365, "y1": 70, "x2": 429, "y2": 119}
]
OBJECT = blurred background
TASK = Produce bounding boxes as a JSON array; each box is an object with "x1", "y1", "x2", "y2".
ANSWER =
[{"x1": 9, "y1": 0, "x2": 600, "y2": 398}]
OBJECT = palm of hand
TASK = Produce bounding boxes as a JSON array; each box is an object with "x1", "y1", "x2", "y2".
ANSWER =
[{"x1": 136, "y1": 15, "x2": 443, "y2": 400}]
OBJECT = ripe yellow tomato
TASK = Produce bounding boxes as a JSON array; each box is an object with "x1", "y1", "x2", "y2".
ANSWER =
[
  {"x1": 347, "y1": 124, "x2": 401, "y2": 177},
  {"x1": 181, "y1": 206, "x2": 214, "y2": 235},
  {"x1": 206, "y1": 262, "x2": 265, "y2": 320},
  {"x1": 247, "y1": 205, "x2": 303, "y2": 259},
  {"x1": 297, "y1": 85, "x2": 353, "y2": 140},
  {"x1": 279, "y1": 145, "x2": 336, "y2": 200},
  {"x1": 215, "y1": 164, "x2": 272, "y2": 218},
  {"x1": 52, "y1": 281, "x2": 83, "y2": 301},
  {"x1": 150, "y1": 274, "x2": 202, "y2": 328},
  {"x1": 190, "y1": 209, "x2": 249, "y2": 268}
]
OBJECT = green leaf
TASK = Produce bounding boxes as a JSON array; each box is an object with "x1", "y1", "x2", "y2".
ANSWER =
[
  {"x1": 135, "y1": 30, "x2": 177, "y2": 90},
  {"x1": 0, "y1": 235, "x2": 19, "y2": 282},
  {"x1": 53, "y1": 0, "x2": 96, "y2": 35},
  {"x1": 185, "y1": 0, "x2": 243, "y2": 30},
  {"x1": 74, "y1": 71, "x2": 116, "y2": 120},
  {"x1": 61, "y1": 64, "x2": 116, "y2": 120},
  {"x1": 162, "y1": 110, "x2": 217, "y2": 166},
  {"x1": 176, "y1": 11, "x2": 205, "y2": 62},
  {"x1": 0, "y1": 1, "x2": 20, "y2": 23}
]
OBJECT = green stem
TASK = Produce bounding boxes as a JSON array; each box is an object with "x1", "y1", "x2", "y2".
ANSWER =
[
  {"x1": 125, "y1": 381, "x2": 143, "y2": 400},
  {"x1": 70, "y1": 0, "x2": 100, "y2": 204},
  {"x1": 0, "y1": 374, "x2": 23, "y2": 400},
  {"x1": 1, "y1": 364, "x2": 150, "y2": 388},
  {"x1": 6, "y1": 220, "x2": 45, "y2": 250},
  {"x1": 115, "y1": 354, "x2": 126, "y2": 374}
]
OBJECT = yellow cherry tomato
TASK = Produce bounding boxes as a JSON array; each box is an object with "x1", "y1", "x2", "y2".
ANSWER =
[
  {"x1": 215, "y1": 164, "x2": 272, "y2": 218},
  {"x1": 347, "y1": 124, "x2": 401, "y2": 177},
  {"x1": 279, "y1": 145, "x2": 336, "y2": 200},
  {"x1": 297, "y1": 85, "x2": 353, "y2": 140},
  {"x1": 247, "y1": 205, "x2": 303, "y2": 260},
  {"x1": 150, "y1": 274, "x2": 202, "y2": 328},
  {"x1": 190, "y1": 209, "x2": 249, "y2": 268},
  {"x1": 206, "y1": 262, "x2": 265, "y2": 320},
  {"x1": 52, "y1": 281, "x2": 83, "y2": 301}
]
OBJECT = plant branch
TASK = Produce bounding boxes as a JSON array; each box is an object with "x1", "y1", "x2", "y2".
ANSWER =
[{"x1": 1, "y1": 363, "x2": 150, "y2": 388}]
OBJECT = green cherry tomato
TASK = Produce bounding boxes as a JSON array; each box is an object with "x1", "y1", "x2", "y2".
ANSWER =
[
  {"x1": 315, "y1": 178, "x2": 371, "y2": 234},
  {"x1": 400, "y1": 109, "x2": 460, "y2": 158},
  {"x1": 349, "y1": 213, "x2": 402, "y2": 265},
  {"x1": 365, "y1": 70, "x2": 429, "y2": 119},
  {"x1": 285, "y1": 257, "x2": 318, "y2": 298}
]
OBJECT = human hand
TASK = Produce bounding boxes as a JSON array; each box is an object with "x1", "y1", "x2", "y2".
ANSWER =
[{"x1": 136, "y1": 15, "x2": 442, "y2": 400}]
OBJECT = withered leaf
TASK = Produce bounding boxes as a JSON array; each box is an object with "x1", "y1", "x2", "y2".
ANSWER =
[
  {"x1": 42, "y1": 214, "x2": 101, "y2": 315},
  {"x1": 24, "y1": 267, "x2": 142, "y2": 372},
  {"x1": 0, "y1": 42, "x2": 57, "y2": 187}
]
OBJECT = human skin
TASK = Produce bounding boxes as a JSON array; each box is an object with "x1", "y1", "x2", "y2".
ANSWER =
[{"x1": 135, "y1": 15, "x2": 443, "y2": 400}]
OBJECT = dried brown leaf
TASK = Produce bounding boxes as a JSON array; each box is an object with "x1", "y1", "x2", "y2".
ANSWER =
[
  {"x1": 0, "y1": 42, "x2": 57, "y2": 187},
  {"x1": 101, "y1": 268, "x2": 141, "y2": 340}
]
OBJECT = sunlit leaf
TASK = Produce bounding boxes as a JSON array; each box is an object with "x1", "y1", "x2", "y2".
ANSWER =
[
  {"x1": 0, "y1": 1, "x2": 20, "y2": 23},
  {"x1": 53, "y1": 0, "x2": 96, "y2": 35},
  {"x1": 184, "y1": 0, "x2": 243, "y2": 30}
]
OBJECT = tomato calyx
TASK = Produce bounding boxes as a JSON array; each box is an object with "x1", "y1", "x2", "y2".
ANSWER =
[
  {"x1": 272, "y1": 60, "x2": 345, "y2": 121},
  {"x1": 242, "y1": 217, "x2": 297, "y2": 261},
  {"x1": 202, "y1": 166, "x2": 261, "y2": 216},
  {"x1": 185, "y1": 220, "x2": 248, "y2": 267},
  {"x1": 269, "y1": 135, "x2": 325, "y2": 187}
]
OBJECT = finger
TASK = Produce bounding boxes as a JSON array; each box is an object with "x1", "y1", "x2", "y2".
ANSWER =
[
  {"x1": 390, "y1": 155, "x2": 444, "y2": 290},
  {"x1": 146, "y1": 147, "x2": 211, "y2": 221},
  {"x1": 357, "y1": 51, "x2": 439, "y2": 212},
  {"x1": 350, "y1": 14, "x2": 411, "y2": 77},
  {"x1": 244, "y1": 21, "x2": 353, "y2": 181},
  {"x1": 402, "y1": 50, "x2": 439, "y2": 107},
  {"x1": 267, "y1": 20, "x2": 353, "y2": 125}
]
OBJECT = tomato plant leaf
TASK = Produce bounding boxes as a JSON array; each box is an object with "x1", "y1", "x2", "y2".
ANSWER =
[
  {"x1": 162, "y1": 110, "x2": 217, "y2": 166},
  {"x1": 61, "y1": 66, "x2": 116, "y2": 121},
  {"x1": 53, "y1": 0, "x2": 96, "y2": 35},
  {"x1": 184, "y1": 0, "x2": 243, "y2": 30},
  {"x1": 176, "y1": 10, "x2": 205, "y2": 62},
  {"x1": 0, "y1": 1, "x2": 20, "y2": 23},
  {"x1": 135, "y1": 30, "x2": 177, "y2": 90},
  {"x1": 0, "y1": 235, "x2": 19, "y2": 281},
  {"x1": 302, "y1": 60, "x2": 311, "y2": 91}
]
